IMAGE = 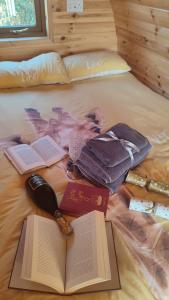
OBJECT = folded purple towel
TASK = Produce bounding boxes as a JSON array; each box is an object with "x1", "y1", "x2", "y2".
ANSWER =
[
  {"x1": 74, "y1": 123, "x2": 152, "y2": 191},
  {"x1": 87, "y1": 123, "x2": 151, "y2": 167},
  {"x1": 76, "y1": 143, "x2": 150, "y2": 184},
  {"x1": 76, "y1": 161, "x2": 127, "y2": 191}
]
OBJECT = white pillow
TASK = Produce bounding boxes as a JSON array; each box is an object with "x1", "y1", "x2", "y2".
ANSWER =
[
  {"x1": 63, "y1": 50, "x2": 131, "y2": 82},
  {"x1": 0, "y1": 52, "x2": 70, "y2": 89}
]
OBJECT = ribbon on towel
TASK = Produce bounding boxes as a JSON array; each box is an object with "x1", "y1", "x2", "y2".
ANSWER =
[{"x1": 95, "y1": 130, "x2": 140, "y2": 166}]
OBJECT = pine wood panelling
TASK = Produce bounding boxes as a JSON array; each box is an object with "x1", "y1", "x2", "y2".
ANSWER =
[
  {"x1": 119, "y1": 40, "x2": 169, "y2": 97},
  {"x1": 118, "y1": 28, "x2": 169, "y2": 60},
  {"x1": 113, "y1": 0, "x2": 169, "y2": 99},
  {"x1": 116, "y1": 16, "x2": 169, "y2": 48},
  {"x1": 114, "y1": 3, "x2": 169, "y2": 28},
  {"x1": 120, "y1": 0, "x2": 169, "y2": 10},
  {"x1": 0, "y1": 0, "x2": 117, "y2": 61}
]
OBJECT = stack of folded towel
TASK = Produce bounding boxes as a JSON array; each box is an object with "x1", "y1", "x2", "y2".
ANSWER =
[{"x1": 74, "y1": 123, "x2": 151, "y2": 191}]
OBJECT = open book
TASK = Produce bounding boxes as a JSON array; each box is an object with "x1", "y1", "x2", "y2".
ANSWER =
[
  {"x1": 9, "y1": 211, "x2": 120, "y2": 295},
  {"x1": 4, "y1": 135, "x2": 66, "y2": 174}
]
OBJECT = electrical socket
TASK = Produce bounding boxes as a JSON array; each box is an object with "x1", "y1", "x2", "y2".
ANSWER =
[{"x1": 67, "y1": 0, "x2": 83, "y2": 13}]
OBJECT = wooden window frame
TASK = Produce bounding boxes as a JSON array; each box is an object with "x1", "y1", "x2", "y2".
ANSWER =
[{"x1": 0, "y1": 0, "x2": 46, "y2": 38}]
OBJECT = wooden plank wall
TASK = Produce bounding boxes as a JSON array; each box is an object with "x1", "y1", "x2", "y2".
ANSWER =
[
  {"x1": 112, "y1": 0, "x2": 169, "y2": 99},
  {"x1": 0, "y1": 0, "x2": 117, "y2": 61}
]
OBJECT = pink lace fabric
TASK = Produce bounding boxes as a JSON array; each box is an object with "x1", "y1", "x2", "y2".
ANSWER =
[{"x1": 68, "y1": 127, "x2": 100, "y2": 161}]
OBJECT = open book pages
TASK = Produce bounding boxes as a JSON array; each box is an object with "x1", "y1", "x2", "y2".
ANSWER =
[
  {"x1": 20, "y1": 211, "x2": 111, "y2": 294},
  {"x1": 31, "y1": 135, "x2": 66, "y2": 166},
  {"x1": 21, "y1": 215, "x2": 66, "y2": 293},
  {"x1": 5, "y1": 144, "x2": 45, "y2": 174},
  {"x1": 65, "y1": 211, "x2": 111, "y2": 293},
  {"x1": 4, "y1": 135, "x2": 66, "y2": 174},
  {"x1": 9, "y1": 213, "x2": 120, "y2": 295}
]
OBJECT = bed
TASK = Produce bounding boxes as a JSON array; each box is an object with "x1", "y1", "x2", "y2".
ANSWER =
[{"x1": 1, "y1": 72, "x2": 169, "y2": 300}]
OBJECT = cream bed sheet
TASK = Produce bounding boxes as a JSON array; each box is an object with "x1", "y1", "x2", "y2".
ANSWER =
[{"x1": 0, "y1": 73, "x2": 169, "y2": 300}]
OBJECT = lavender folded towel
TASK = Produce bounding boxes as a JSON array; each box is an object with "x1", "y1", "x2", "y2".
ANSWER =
[
  {"x1": 87, "y1": 123, "x2": 151, "y2": 167},
  {"x1": 76, "y1": 143, "x2": 150, "y2": 184},
  {"x1": 75, "y1": 123, "x2": 151, "y2": 191},
  {"x1": 76, "y1": 161, "x2": 127, "y2": 191}
]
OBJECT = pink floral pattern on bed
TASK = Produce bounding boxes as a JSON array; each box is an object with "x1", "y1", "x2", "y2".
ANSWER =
[
  {"x1": 0, "y1": 106, "x2": 103, "y2": 152},
  {"x1": 107, "y1": 188, "x2": 169, "y2": 300}
]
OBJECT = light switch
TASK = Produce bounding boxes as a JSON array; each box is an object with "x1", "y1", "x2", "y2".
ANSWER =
[{"x1": 67, "y1": 0, "x2": 83, "y2": 13}]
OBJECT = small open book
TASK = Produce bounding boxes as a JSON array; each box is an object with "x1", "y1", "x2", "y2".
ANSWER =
[
  {"x1": 9, "y1": 211, "x2": 120, "y2": 295},
  {"x1": 4, "y1": 135, "x2": 66, "y2": 174}
]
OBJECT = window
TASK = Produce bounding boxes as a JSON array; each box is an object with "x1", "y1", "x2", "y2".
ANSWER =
[{"x1": 0, "y1": 0, "x2": 46, "y2": 38}]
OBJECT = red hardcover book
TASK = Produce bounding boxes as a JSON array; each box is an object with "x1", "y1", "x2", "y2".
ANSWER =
[{"x1": 60, "y1": 182, "x2": 109, "y2": 217}]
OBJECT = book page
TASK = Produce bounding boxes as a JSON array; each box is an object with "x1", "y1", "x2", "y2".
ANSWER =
[
  {"x1": 5, "y1": 144, "x2": 45, "y2": 174},
  {"x1": 31, "y1": 135, "x2": 66, "y2": 166},
  {"x1": 73, "y1": 222, "x2": 121, "y2": 294},
  {"x1": 10, "y1": 221, "x2": 56, "y2": 293},
  {"x1": 21, "y1": 215, "x2": 66, "y2": 294},
  {"x1": 65, "y1": 211, "x2": 111, "y2": 293},
  {"x1": 10, "y1": 221, "x2": 120, "y2": 294}
]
